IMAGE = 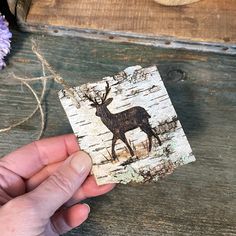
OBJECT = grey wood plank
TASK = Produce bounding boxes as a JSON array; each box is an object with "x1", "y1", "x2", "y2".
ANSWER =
[{"x1": 0, "y1": 30, "x2": 235, "y2": 236}]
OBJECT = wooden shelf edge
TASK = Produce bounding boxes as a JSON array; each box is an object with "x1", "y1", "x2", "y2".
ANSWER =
[{"x1": 17, "y1": 21, "x2": 236, "y2": 55}]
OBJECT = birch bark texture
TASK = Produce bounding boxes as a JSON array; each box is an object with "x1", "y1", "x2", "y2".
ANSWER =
[{"x1": 59, "y1": 66, "x2": 195, "y2": 185}]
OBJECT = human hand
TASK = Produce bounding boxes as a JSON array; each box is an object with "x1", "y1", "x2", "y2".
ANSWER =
[{"x1": 0, "y1": 134, "x2": 115, "y2": 235}]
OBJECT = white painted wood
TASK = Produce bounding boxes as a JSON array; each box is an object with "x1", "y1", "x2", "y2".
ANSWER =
[{"x1": 59, "y1": 66, "x2": 195, "y2": 185}]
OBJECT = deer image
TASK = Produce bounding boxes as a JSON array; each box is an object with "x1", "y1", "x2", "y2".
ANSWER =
[{"x1": 85, "y1": 82, "x2": 162, "y2": 160}]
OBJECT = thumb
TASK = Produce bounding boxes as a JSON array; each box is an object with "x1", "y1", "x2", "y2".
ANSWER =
[{"x1": 27, "y1": 151, "x2": 92, "y2": 217}]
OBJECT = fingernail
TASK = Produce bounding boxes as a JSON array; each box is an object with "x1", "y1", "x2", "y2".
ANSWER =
[
  {"x1": 83, "y1": 203, "x2": 90, "y2": 213},
  {"x1": 70, "y1": 151, "x2": 92, "y2": 175}
]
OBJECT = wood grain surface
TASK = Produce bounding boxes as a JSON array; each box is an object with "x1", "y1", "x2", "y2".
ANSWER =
[
  {"x1": 154, "y1": 0, "x2": 201, "y2": 6},
  {"x1": 0, "y1": 30, "x2": 236, "y2": 235},
  {"x1": 19, "y1": 0, "x2": 236, "y2": 46}
]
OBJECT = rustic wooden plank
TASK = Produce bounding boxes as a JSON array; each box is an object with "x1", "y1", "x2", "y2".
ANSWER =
[
  {"x1": 0, "y1": 30, "x2": 236, "y2": 235},
  {"x1": 16, "y1": 0, "x2": 236, "y2": 51}
]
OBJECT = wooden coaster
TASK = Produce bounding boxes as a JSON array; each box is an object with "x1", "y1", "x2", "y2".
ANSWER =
[{"x1": 59, "y1": 66, "x2": 195, "y2": 185}]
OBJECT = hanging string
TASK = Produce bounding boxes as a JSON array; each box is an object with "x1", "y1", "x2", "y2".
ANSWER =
[
  {"x1": 31, "y1": 40, "x2": 80, "y2": 108},
  {"x1": 0, "y1": 40, "x2": 79, "y2": 139}
]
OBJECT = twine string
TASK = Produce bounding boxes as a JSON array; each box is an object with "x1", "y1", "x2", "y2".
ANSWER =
[
  {"x1": 31, "y1": 40, "x2": 80, "y2": 108},
  {"x1": 0, "y1": 41, "x2": 78, "y2": 139},
  {"x1": 0, "y1": 78, "x2": 46, "y2": 139}
]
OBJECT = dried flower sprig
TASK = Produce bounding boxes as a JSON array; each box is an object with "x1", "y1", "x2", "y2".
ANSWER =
[{"x1": 0, "y1": 13, "x2": 12, "y2": 69}]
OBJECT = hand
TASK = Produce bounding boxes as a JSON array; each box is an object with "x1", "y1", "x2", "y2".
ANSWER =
[{"x1": 0, "y1": 134, "x2": 115, "y2": 235}]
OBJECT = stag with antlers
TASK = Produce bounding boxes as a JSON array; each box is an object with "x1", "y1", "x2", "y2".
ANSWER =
[{"x1": 85, "y1": 82, "x2": 162, "y2": 160}]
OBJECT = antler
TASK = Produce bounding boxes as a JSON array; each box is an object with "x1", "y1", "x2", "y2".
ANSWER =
[
  {"x1": 84, "y1": 93, "x2": 99, "y2": 105},
  {"x1": 84, "y1": 81, "x2": 111, "y2": 105},
  {"x1": 102, "y1": 81, "x2": 111, "y2": 103}
]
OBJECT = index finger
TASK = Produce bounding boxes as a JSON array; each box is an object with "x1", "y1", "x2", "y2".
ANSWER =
[{"x1": 0, "y1": 134, "x2": 79, "y2": 179}]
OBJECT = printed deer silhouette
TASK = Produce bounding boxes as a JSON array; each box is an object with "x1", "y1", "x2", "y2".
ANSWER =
[{"x1": 85, "y1": 82, "x2": 162, "y2": 160}]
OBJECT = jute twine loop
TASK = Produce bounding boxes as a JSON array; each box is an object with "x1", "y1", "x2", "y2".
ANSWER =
[{"x1": 0, "y1": 40, "x2": 79, "y2": 139}]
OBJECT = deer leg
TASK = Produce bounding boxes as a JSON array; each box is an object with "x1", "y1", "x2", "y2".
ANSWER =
[
  {"x1": 142, "y1": 123, "x2": 162, "y2": 146},
  {"x1": 140, "y1": 125, "x2": 153, "y2": 152},
  {"x1": 152, "y1": 130, "x2": 162, "y2": 146},
  {"x1": 142, "y1": 119, "x2": 162, "y2": 146},
  {"x1": 120, "y1": 133, "x2": 134, "y2": 157},
  {"x1": 111, "y1": 136, "x2": 118, "y2": 160},
  {"x1": 148, "y1": 135, "x2": 152, "y2": 152}
]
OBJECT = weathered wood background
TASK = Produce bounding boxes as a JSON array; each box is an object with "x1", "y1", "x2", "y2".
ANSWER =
[
  {"x1": 9, "y1": 0, "x2": 236, "y2": 54},
  {"x1": 0, "y1": 30, "x2": 235, "y2": 235},
  {"x1": 24, "y1": 0, "x2": 236, "y2": 43}
]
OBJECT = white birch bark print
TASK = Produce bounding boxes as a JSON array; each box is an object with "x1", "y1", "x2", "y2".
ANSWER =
[{"x1": 59, "y1": 66, "x2": 195, "y2": 185}]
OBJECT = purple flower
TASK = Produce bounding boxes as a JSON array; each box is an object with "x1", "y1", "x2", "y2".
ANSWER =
[{"x1": 0, "y1": 13, "x2": 12, "y2": 70}]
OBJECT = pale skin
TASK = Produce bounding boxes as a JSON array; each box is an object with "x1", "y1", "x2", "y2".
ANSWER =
[{"x1": 0, "y1": 134, "x2": 115, "y2": 235}]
